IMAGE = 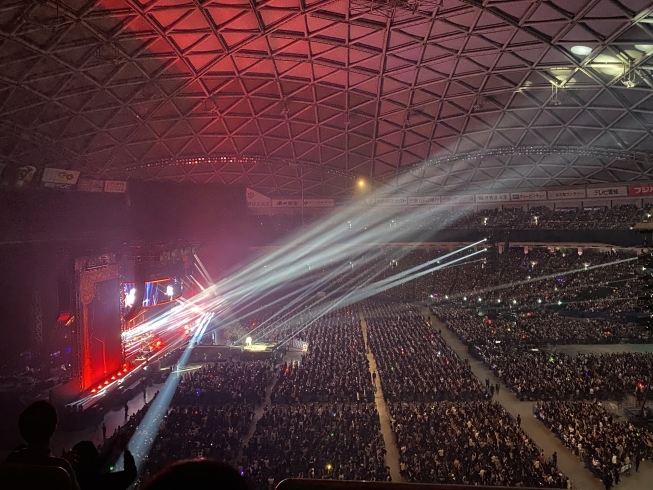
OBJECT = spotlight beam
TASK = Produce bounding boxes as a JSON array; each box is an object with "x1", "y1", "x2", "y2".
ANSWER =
[
  {"x1": 121, "y1": 313, "x2": 213, "y2": 473},
  {"x1": 194, "y1": 254, "x2": 214, "y2": 285},
  {"x1": 249, "y1": 258, "x2": 391, "y2": 343},
  {"x1": 448, "y1": 257, "x2": 638, "y2": 300},
  {"x1": 275, "y1": 249, "x2": 486, "y2": 345}
]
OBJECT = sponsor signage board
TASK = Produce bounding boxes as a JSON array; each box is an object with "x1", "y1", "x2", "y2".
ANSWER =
[
  {"x1": 475, "y1": 193, "x2": 511, "y2": 203},
  {"x1": 628, "y1": 184, "x2": 653, "y2": 196},
  {"x1": 41, "y1": 168, "x2": 80, "y2": 188},
  {"x1": 586, "y1": 186, "x2": 627, "y2": 198},
  {"x1": 303, "y1": 198, "x2": 334, "y2": 208},
  {"x1": 1, "y1": 165, "x2": 36, "y2": 188},
  {"x1": 376, "y1": 197, "x2": 408, "y2": 206},
  {"x1": 441, "y1": 194, "x2": 475, "y2": 204},
  {"x1": 408, "y1": 196, "x2": 441, "y2": 205},
  {"x1": 78, "y1": 179, "x2": 105, "y2": 192},
  {"x1": 271, "y1": 199, "x2": 301, "y2": 208},
  {"x1": 104, "y1": 180, "x2": 127, "y2": 193},
  {"x1": 246, "y1": 188, "x2": 271, "y2": 208},
  {"x1": 547, "y1": 189, "x2": 587, "y2": 200},
  {"x1": 510, "y1": 191, "x2": 547, "y2": 201}
]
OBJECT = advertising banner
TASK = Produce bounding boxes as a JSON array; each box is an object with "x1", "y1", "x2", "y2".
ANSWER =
[
  {"x1": 271, "y1": 199, "x2": 301, "y2": 208},
  {"x1": 586, "y1": 186, "x2": 627, "y2": 198},
  {"x1": 510, "y1": 191, "x2": 547, "y2": 201},
  {"x1": 78, "y1": 179, "x2": 105, "y2": 192},
  {"x1": 104, "y1": 180, "x2": 127, "y2": 193},
  {"x1": 441, "y1": 194, "x2": 475, "y2": 204},
  {"x1": 475, "y1": 192, "x2": 511, "y2": 203},
  {"x1": 246, "y1": 188, "x2": 271, "y2": 209},
  {"x1": 376, "y1": 197, "x2": 408, "y2": 206},
  {"x1": 547, "y1": 189, "x2": 587, "y2": 200},
  {"x1": 41, "y1": 168, "x2": 80, "y2": 188},
  {"x1": 408, "y1": 196, "x2": 441, "y2": 205},
  {"x1": 1, "y1": 165, "x2": 36, "y2": 188},
  {"x1": 303, "y1": 198, "x2": 334, "y2": 208},
  {"x1": 627, "y1": 184, "x2": 653, "y2": 196}
]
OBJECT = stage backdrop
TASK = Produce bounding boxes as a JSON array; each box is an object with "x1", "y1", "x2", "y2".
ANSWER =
[
  {"x1": 87, "y1": 279, "x2": 122, "y2": 385},
  {"x1": 78, "y1": 264, "x2": 121, "y2": 390}
]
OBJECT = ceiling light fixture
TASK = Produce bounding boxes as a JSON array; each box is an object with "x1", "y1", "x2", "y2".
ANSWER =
[
  {"x1": 550, "y1": 83, "x2": 563, "y2": 106},
  {"x1": 621, "y1": 63, "x2": 637, "y2": 88},
  {"x1": 570, "y1": 45, "x2": 592, "y2": 56}
]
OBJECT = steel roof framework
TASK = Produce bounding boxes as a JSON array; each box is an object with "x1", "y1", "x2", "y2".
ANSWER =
[{"x1": 1, "y1": 0, "x2": 653, "y2": 196}]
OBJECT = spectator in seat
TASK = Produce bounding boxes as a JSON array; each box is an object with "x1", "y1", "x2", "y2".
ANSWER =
[
  {"x1": 5, "y1": 400, "x2": 80, "y2": 490},
  {"x1": 72, "y1": 440, "x2": 137, "y2": 490},
  {"x1": 143, "y1": 459, "x2": 249, "y2": 490}
]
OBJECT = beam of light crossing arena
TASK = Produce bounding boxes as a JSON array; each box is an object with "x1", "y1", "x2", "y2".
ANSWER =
[
  {"x1": 119, "y1": 188, "x2": 480, "y2": 347},
  {"x1": 248, "y1": 248, "x2": 413, "y2": 343},
  {"x1": 235, "y1": 242, "x2": 486, "y2": 343},
  {"x1": 204, "y1": 203, "x2": 462, "y2": 300},
  {"x1": 242, "y1": 257, "x2": 388, "y2": 343},
  {"x1": 119, "y1": 313, "x2": 213, "y2": 473},
  {"x1": 244, "y1": 253, "x2": 397, "y2": 340},
  {"x1": 482, "y1": 273, "x2": 638, "y2": 308},
  {"x1": 194, "y1": 254, "x2": 213, "y2": 285},
  {"x1": 359, "y1": 240, "x2": 486, "y2": 291},
  {"x1": 274, "y1": 248, "x2": 487, "y2": 346},
  {"x1": 349, "y1": 248, "x2": 487, "y2": 302},
  {"x1": 250, "y1": 258, "x2": 391, "y2": 342},
  {"x1": 447, "y1": 256, "x2": 638, "y2": 300}
]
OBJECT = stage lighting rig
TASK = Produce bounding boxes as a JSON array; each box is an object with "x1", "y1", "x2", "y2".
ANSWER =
[{"x1": 621, "y1": 63, "x2": 637, "y2": 88}]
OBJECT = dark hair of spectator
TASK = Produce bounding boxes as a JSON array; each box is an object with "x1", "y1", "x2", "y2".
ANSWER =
[
  {"x1": 72, "y1": 440, "x2": 101, "y2": 468},
  {"x1": 18, "y1": 400, "x2": 58, "y2": 445},
  {"x1": 143, "y1": 459, "x2": 250, "y2": 490}
]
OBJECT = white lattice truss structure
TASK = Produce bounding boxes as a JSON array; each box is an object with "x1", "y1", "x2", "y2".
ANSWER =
[{"x1": 2, "y1": 0, "x2": 653, "y2": 197}]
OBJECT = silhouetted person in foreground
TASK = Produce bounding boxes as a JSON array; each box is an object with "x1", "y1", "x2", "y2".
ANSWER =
[
  {"x1": 72, "y1": 440, "x2": 137, "y2": 490},
  {"x1": 143, "y1": 460, "x2": 249, "y2": 490},
  {"x1": 5, "y1": 400, "x2": 80, "y2": 490}
]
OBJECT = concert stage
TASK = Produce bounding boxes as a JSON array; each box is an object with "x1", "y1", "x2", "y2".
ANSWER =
[{"x1": 190, "y1": 342, "x2": 283, "y2": 362}]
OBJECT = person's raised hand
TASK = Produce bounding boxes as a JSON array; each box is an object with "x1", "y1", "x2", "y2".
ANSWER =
[
  {"x1": 61, "y1": 447, "x2": 79, "y2": 468},
  {"x1": 124, "y1": 449, "x2": 137, "y2": 472}
]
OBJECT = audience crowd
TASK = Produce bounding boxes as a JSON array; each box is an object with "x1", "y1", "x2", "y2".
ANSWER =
[
  {"x1": 364, "y1": 301, "x2": 485, "y2": 401},
  {"x1": 534, "y1": 401, "x2": 653, "y2": 487},
  {"x1": 391, "y1": 401, "x2": 568, "y2": 487},
  {"x1": 141, "y1": 403, "x2": 255, "y2": 483},
  {"x1": 434, "y1": 307, "x2": 649, "y2": 346},
  {"x1": 476, "y1": 344, "x2": 653, "y2": 401},
  {"x1": 271, "y1": 311, "x2": 373, "y2": 403},
  {"x1": 241, "y1": 403, "x2": 390, "y2": 490},
  {"x1": 174, "y1": 361, "x2": 274, "y2": 405}
]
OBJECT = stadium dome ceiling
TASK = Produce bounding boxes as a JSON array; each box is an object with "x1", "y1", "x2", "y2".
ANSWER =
[{"x1": 2, "y1": 0, "x2": 653, "y2": 197}]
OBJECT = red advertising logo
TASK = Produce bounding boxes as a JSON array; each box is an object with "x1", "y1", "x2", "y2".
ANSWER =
[{"x1": 628, "y1": 184, "x2": 653, "y2": 196}]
